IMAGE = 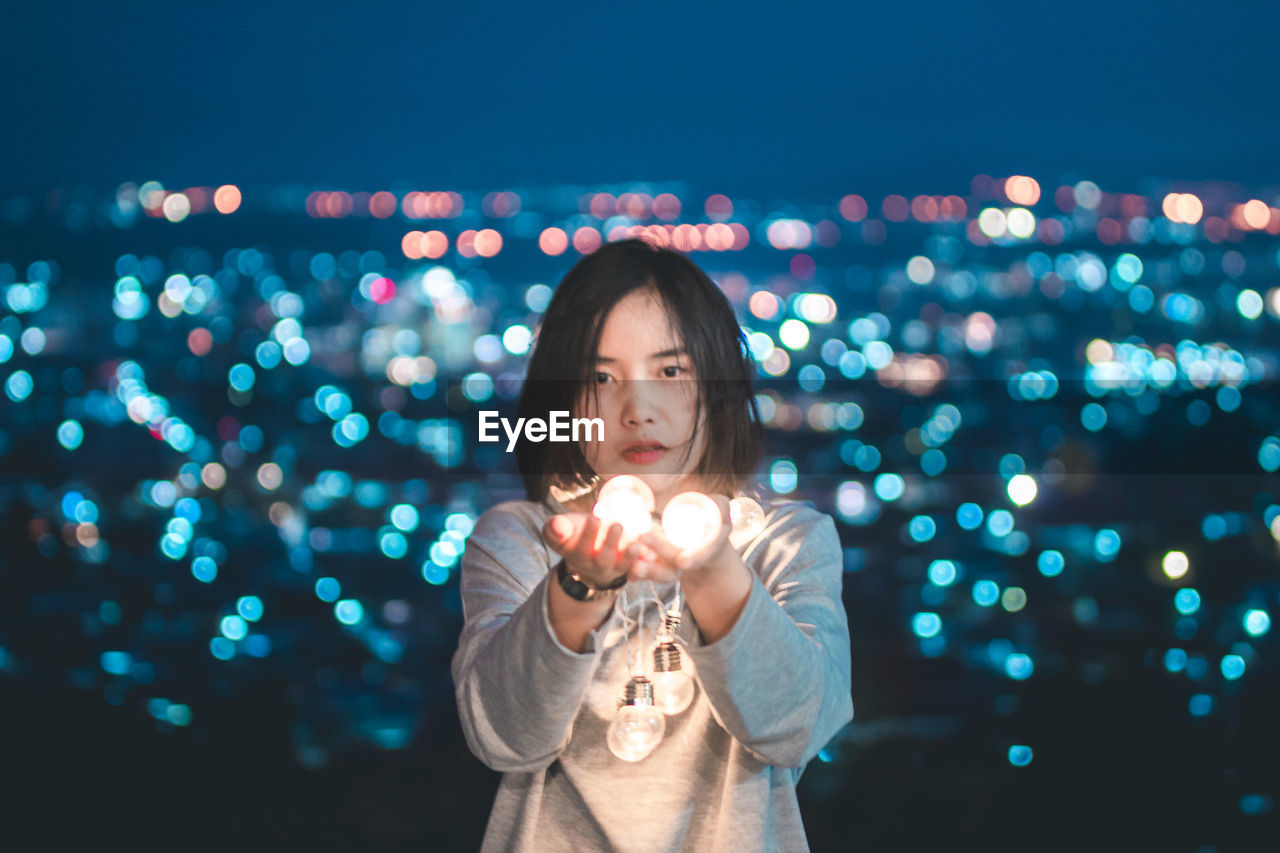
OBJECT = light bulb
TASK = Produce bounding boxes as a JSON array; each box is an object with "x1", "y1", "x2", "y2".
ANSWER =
[
  {"x1": 593, "y1": 476, "x2": 656, "y2": 547},
  {"x1": 650, "y1": 669, "x2": 696, "y2": 716},
  {"x1": 729, "y1": 496, "x2": 765, "y2": 541},
  {"x1": 593, "y1": 494, "x2": 653, "y2": 546},
  {"x1": 651, "y1": 641, "x2": 696, "y2": 715},
  {"x1": 660, "y1": 491, "x2": 723, "y2": 551},
  {"x1": 607, "y1": 676, "x2": 666, "y2": 762},
  {"x1": 598, "y1": 475, "x2": 656, "y2": 511}
]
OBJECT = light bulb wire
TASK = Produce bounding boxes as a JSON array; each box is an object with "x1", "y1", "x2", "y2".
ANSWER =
[
  {"x1": 616, "y1": 579, "x2": 686, "y2": 680},
  {"x1": 637, "y1": 594, "x2": 646, "y2": 675},
  {"x1": 616, "y1": 588, "x2": 651, "y2": 677},
  {"x1": 646, "y1": 579, "x2": 682, "y2": 643},
  {"x1": 618, "y1": 587, "x2": 635, "y2": 675}
]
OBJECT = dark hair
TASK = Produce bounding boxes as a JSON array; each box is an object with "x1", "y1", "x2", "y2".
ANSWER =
[{"x1": 515, "y1": 238, "x2": 762, "y2": 501}]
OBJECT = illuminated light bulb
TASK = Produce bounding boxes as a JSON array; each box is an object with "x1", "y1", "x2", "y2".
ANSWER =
[
  {"x1": 660, "y1": 492, "x2": 723, "y2": 551},
  {"x1": 593, "y1": 495, "x2": 653, "y2": 546},
  {"x1": 651, "y1": 611, "x2": 696, "y2": 715},
  {"x1": 592, "y1": 475, "x2": 656, "y2": 547},
  {"x1": 650, "y1": 665, "x2": 696, "y2": 716},
  {"x1": 607, "y1": 676, "x2": 666, "y2": 762},
  {"x1": 729, "y1": 496, "x2": 766, "y2": 541},
  {"x1": 598, "y1": 475, "x2": 656, "y2": 511}
]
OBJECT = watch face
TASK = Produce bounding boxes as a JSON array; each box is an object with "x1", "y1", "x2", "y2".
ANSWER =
[
  {"x1": 565, "y1": 576, "x2": 592, "y2": 601},
  {"x1": 556, "y1": 560, "x2": 594, "y2": 601}
]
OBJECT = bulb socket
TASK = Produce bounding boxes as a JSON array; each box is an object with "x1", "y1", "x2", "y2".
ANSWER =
[
  {"x1": 620, "y1": 675, "x2": 655, "y2": 707},
  {"x1": 653, "y1": 641, "x2": 682, "y2": 673},
  {"x1": 661, "y1": 609, "x2": 682, "y2": 637}
]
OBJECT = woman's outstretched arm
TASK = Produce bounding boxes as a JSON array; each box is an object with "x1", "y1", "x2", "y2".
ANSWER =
[
  {"x1": 678, "y1": 507, "x2": 854, "y2": 769},
  {"x1": 450, "y1": 503, "x2": 612, "y2": 773}
]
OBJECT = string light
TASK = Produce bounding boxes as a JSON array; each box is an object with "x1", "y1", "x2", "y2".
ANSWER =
[
  {"x1": 608, "y1": 590, "x2": 666, "y2": 761},
  {"x1": 607, "y1": 675, "x2": 667, "y2": 761},
  {"x1": 660, "y1": 491, "x2": 723, "y2": 551},
  {"x1": 729, "y1": 496, "x2": 766, "y2": 541},
  {"x1": 651, "y1": 606, "x2": 696, "y2": 715},
  {"x1": 593, "y1": 475, "x2": 655, "y2": 546}
]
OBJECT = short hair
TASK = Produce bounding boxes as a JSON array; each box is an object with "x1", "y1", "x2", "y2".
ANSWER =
[{"x1": 515, "y1": 238, "x2": 763, "y2": 501}]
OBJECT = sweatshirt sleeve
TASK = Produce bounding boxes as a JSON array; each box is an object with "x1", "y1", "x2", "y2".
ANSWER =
[
  {"x1": 681, "y1": 505, "x2": 853, "y2": 769},
  {"x1": 450, "y1": 502, "x2": 609, "y2": 773}
]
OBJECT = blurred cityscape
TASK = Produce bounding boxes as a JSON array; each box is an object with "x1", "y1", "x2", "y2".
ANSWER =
[{"x1": 2, "y1": 174, "x2": 1279, "y2": 850}]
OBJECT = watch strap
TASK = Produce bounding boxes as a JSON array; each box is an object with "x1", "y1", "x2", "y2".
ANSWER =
[{"x1": 555, "y1": 559, "x2": 626, "y2": 601}]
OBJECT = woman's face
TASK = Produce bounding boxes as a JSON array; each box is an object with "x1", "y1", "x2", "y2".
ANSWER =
[{"x1": 575, "y1": 289, "x2": 706, "y2": 511}]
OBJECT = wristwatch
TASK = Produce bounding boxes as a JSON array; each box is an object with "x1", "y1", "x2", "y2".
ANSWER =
[{"x1": 555, "y1": 559, "x2": 627, "y2": 602}]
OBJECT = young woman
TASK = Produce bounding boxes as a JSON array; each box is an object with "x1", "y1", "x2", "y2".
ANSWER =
[{"x1": 451, "y1": 238, "x2": 853, "y2": 851}]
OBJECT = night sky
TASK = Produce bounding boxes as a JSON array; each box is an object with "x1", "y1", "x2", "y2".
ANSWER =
[{"x1": 5, "y1": 1, "x2": 1279, "y2": 195}]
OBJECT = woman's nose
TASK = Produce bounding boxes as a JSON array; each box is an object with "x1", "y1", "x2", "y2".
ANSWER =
[{"x1": 619, "y1": 380, "x2": 658, "y2": 426}]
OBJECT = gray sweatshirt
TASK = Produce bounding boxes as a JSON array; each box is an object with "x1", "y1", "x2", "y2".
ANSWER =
[{"x1": 451, "y1": 493, "x2": 853, "y2": 852}]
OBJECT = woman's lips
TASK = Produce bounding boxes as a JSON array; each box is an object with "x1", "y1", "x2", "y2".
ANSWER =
[{"x1": 622, "y1": 446, "x2": 666, "y2": 465}]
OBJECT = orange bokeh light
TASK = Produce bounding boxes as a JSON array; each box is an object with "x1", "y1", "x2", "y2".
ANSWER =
[
  {"x1": 616, "y1": 193, "x2": 649, "y2": 219},
  {"x1": 474, "y1": 228, "x2": 503, "y2": 257},
  {"x1": 589, "y1": 192, "x2": 615, "y2": 219},
  {"x1": 704, "y1": 222, "x2": 733, "y2": 251},
  {"x1": 939, "y1": 195, "x2": 967, "y2": 221},
  {"x1": 748, "y1": 290, "x2": 779, "y2": 320},
  {"x1": 402, "y1": 190, "x2": 462, "y2": 219},
  {"x1": 1162, "y1": 192, "x2": 1203, "y2": 225},
  {"x1": 187, "y1": 327, "x2": 213, "y2": 356},
  {"x1": 485, "y1": 191, "x2": 521, "y2": 218},
  {"x1": 1175, "y1": 193, "x2": 1203, "y2": 225},
  {"x1": 1242, "y1": 199, "x2": 1270, "y2": 230},
  {"x1": 457, "y1": 230, "x2": 478, "y2": 258},
  {"x1": 882, "y1": 195, "x2": 909, "y2": 222},
  {"x1": 420, "y1": 230, "x2": 448, "y2": 259},
  {"x1": 539, "y1": 227, "x2": 569, "y2": 255},
  {"x1": 1004, "y1": 176, "x2": 1041, "y2": 206},
  {"x1": 214, "y1": 185, "x2": 241, "y2": 214},
  {"x1": 653, "y1": 192, "x2": 681, "y2": 220},
  {"x1": 839, "y1": 194, "x2": 867, "y2": 222},
  {"x1": 325, "y1": 192, "x2": 352, "y2": 218},
  {"x1": 573, "y1": 226, "x2": 602, "y2": 253},
  {"x1": 369, "y1": 191, "x2": 397, "y2": 219},
  {"x1": 635, "y1": 224, "x2": 672, "y2": 248},
  {"x1": 402, "y1": 230, "x2": 424, "y2": 259},
  {"x1": 910, "y1": 195, "x2": 939, "y2": 222},
  {"x1": 672, "y1": 223, "x2": 701, "y2": 251},
  {"x1": 705, "y1": 194, "x2": 733, "y2": 221}
]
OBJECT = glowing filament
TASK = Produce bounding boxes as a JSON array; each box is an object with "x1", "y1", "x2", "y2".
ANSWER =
[
  {"x1": 661, "y1": 492, "x2": 723, "y2": 551},
  {"x1": 593, "y1": 475, "x2": 656, "y2": 546}
]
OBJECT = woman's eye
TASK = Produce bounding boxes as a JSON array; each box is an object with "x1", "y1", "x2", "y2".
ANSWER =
[
  {"x1": 594, "y1": 372, "x2": 613, "y2": 384},
  {"x1": 662, "y1": 365, "x2": 686, "y2": 378}
]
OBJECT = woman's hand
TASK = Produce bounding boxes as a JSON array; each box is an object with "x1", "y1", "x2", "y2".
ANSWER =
[
  {"x1": 541, "y1": 512, "x2": 644, "y2": 588},
  {"x1": 631, "y1": 494, "x2": 733, "y2": 584}
]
